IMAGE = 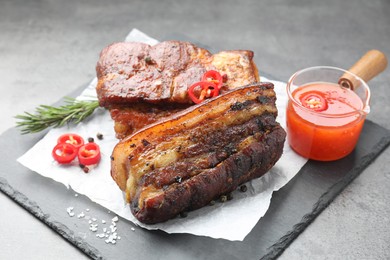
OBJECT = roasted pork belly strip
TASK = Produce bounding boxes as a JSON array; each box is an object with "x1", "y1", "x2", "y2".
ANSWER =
[
  {"x1": 110, "y1": 82, "x2": 286, "y2": 224},
  {"x1": 96, "y1": 40, "x2": 260, "y2": 138}
]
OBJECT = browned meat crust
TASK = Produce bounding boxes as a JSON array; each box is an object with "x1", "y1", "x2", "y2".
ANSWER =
[
  {"x1": 109, "y1": 103, "x2": 189, "y2": 139},
  {"x1": 96, "y1": 41, "x2": 260, "y2": 138},
  {"x1": 110, "y1": 82, "x2": 286, "y2": 224},
  {"x1": 96, "y1": 41, "x2": 259, "y2": 106}
]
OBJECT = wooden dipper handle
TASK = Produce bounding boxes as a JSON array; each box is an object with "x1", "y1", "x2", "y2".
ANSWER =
[{"x1": 338, "y1": 49, "x2": 387, "y2": 90}]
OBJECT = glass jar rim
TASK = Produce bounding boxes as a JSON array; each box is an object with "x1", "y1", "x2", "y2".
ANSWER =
[{"x1": 286, "y1": 66, "x2": 371, "y2": 118}]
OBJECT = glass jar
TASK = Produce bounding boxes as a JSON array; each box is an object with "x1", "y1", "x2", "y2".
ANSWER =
[{"x1": 286, "y1": 66, "x2": 370, "y2": 161}]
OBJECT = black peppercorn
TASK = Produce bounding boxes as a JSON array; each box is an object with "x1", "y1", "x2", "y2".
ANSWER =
[
  {"x1": 240, "y1": 185, "x2": 247, "y2": 192},
  {"x1": 96, "y1": 133, "x2": 103, "y2": 140}
]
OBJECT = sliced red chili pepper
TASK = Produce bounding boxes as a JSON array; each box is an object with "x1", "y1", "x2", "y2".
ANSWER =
[
  {"x1": 188, "y1": 81, "x2": 219, "y2": 104},
  {"x1": 78, "y1": 142, "x2": 101, "y2": 165},
  {"x1": 52, "y1": 143, "x2": 77, "y2": 164},
  {"x1": 202, "y1": 70, "x2": 223, "y2": 89},
  {"x1": 299, "y1": 91, "x2": 328, "y2": 112},
  {"x1": 57, "y1": 133, "x2": 84, "y2": 151}
]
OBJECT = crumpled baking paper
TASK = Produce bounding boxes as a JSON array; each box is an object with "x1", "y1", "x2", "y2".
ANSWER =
[{"x1": 17, "y1": 28, "x2": 307, "y2": 241}]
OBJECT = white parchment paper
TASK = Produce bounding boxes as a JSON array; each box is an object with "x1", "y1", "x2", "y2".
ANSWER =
[{"x1": 18, "y1": 29, "x2": 307, "y2": 241}]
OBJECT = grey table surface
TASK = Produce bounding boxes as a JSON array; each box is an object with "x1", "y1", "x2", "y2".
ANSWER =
[{"x1": 1, "y1": 0, "x2": 389, "y2": 259}]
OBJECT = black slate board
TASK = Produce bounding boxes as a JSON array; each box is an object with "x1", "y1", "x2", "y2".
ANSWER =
[{"x1": 1, "y1": 93, "x2": 390, "y2": 260}]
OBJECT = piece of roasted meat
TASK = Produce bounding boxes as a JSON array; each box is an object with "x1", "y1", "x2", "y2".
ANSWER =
[
  {"x1": 110, "y1": 82, "x2": 286, "y2": 224},
  {"x1": 96, "y1": 41, "x2": 260, "y2": 138}
]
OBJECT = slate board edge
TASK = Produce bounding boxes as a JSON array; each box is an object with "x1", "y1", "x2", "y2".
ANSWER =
[
  {"x1": 261, "y1": 133, "x2": 390, "y2": 260},
  {"x1": 0, "y1": 83, "x2": 106, "y2": 260},
  {"x1": 0, "y1": 177, "x2": 105, "y2": 260},
  {"x1": 3, "y1": 78, "x2": 390, "y2": 259}
]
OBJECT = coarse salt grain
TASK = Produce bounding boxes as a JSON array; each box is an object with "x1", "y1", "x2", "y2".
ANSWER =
[
  {"x1": 105, "y1": 233, "x2": 118, "y2": 244},
  {"x1": 66, "y1": 206, "x2": 120, "y2": 245},
  {"x1": 89, "y1": 223, "x2": 98, "y2": 232},
  {"x1": 66, "y1": 207, "x2": 75, "y2": 217}
]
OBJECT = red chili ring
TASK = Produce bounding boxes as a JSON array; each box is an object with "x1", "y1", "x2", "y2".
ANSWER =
[
  {"x1": 299, "y1": 91, "x2": 328, "y2": 112},
  {"x1": 201, "y1": 70, "x2": 223, "y2": 89},
  {"x1": 52, "y1": 143, "x2": 77, "y2": 164},
  {"x1": 188, "y1": 81, "x2": 219, "y2": 104},
  {"x1": 57, "y1": 133, "x2": 85, "y2": 151},
  {"x1": 78, "y1": 142, "x2": 101, "y2": 165}
]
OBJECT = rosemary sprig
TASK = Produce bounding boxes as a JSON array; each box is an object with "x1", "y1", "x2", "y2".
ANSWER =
[{"x1": 15, "y1": 97, "x2": 100, "y2": 134}]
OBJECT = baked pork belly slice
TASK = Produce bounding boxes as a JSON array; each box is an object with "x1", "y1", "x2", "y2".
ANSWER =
[
  {"x1": 110, "y1": 82, "x2": 286, "y2": 224},
  {"x1": 96, "y1": 41, "x2": 260, "y2": 138}
]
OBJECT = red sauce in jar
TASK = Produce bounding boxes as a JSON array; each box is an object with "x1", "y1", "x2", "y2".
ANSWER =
[{"x1": 286, "y1": 82, "x2": 365, "y2": 161}]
